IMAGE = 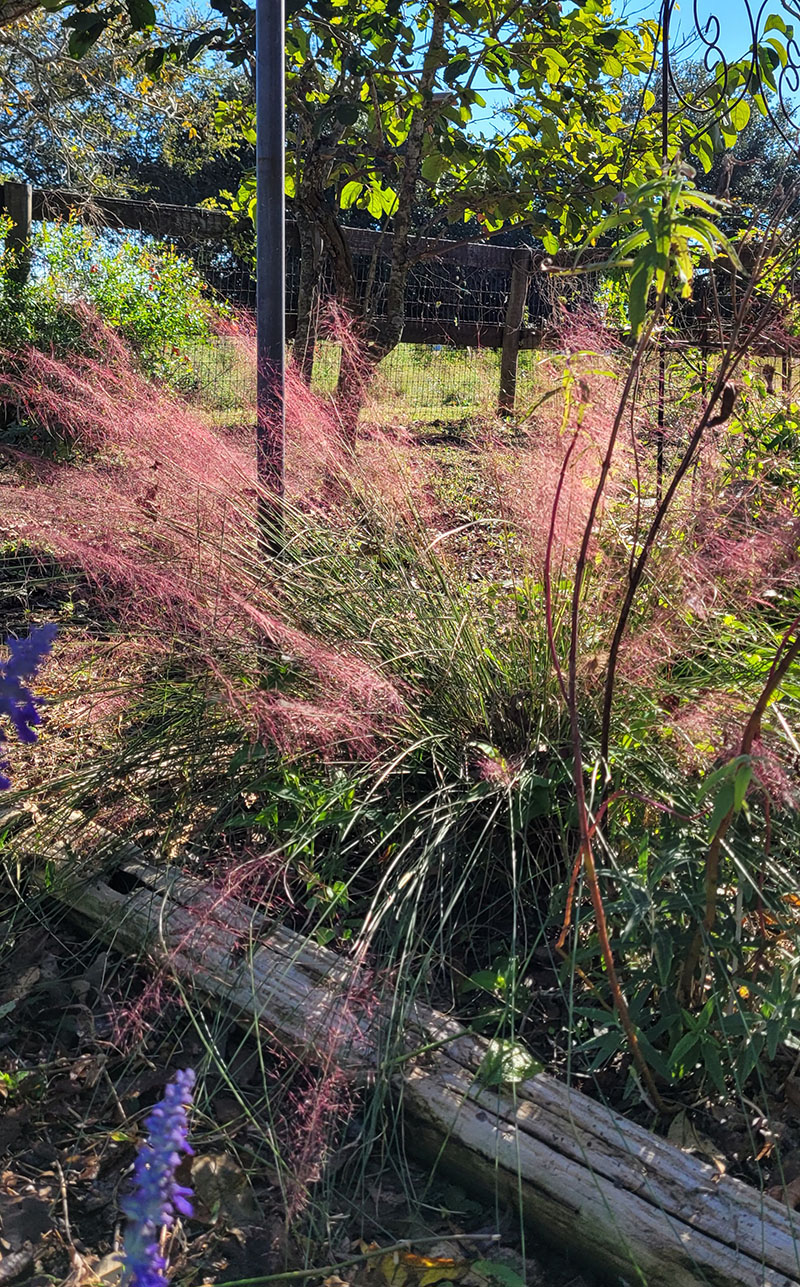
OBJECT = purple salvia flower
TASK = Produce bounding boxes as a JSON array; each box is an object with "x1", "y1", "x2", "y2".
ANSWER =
[
  {"x1": 121, "y1": 1068, "x2": 195, "y2": 1287},
  {"x1": 0, "y1": 623, "x2": 57, "y2": 789}
]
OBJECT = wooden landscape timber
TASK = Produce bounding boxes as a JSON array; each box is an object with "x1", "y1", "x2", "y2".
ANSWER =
[{"x1": 44, "y1": 843, "x2": 800, "y2": 1287}]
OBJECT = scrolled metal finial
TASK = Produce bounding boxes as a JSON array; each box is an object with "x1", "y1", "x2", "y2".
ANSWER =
[
  {"x1": 661, "y1": 0, "x2": 800, "y2": 154},
  {"x1": 665, "y1": 0, "x2": 731, "y2": 122}
]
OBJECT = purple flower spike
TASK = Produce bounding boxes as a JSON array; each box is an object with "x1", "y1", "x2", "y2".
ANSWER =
[
  {"x1": 0, "y1": 623, "x2": 57, "y2": 789},
  {"x1": 121, "y1": 1069, "x2": 196, "y2": 1287}
]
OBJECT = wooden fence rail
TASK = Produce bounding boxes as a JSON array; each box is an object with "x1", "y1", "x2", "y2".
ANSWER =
[
  {"x1": 2, "y1": 180, "x2": 795, "y2": 414},
  {"x1": 1, "y1": 179, "x2": 553, "y2": 413}
]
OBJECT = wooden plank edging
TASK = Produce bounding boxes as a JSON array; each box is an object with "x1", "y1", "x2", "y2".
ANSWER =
[{"x1": 45, "y1": 852, "x2": 800, "y2": 1287}]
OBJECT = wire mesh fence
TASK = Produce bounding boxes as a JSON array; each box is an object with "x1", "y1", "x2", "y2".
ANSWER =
[
  {"x1": 175, "y1": 232, "x2": 541, "y2": 419},
  {"x1": 164, "y1": 228, "x2": 596, "y2": 422},
  {"x1": 17, "y1": 183, "x2": 760, "y2": 425},
  {"x1": 12, "y1": 184, "x2": 592, "y2": 421}
]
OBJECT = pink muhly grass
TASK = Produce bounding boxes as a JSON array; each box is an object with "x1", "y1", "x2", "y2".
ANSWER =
[
  {"x1": 747, "y1": 736, "x2": 800, "y2": 811},
  {"x1": 354, "y1": 420, "x2": 447, "y2": 532},
  {"x1": 113, "y1": 973, "x2": 180, "y2": 1051},
  {"x1": 0, "y1": 317, "x2": 410, "y2": 761},
  {"x1": 486, "y1": 359, "x2": 634, "y2": 576},
  {"x1": 112, "y1": 850, "x2": 288, "y2": 1050},
  {"x1": 551, "y1": 303, "x2": 627, "y2": 360},
  {"x1": 170, "y1": 853, "x2": 377, "y2": 1221}
]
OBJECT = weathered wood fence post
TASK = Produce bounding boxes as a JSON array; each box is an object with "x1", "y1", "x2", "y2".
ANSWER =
[
  {"x1": 2, "y1": 182, "x2": 33, "y2": 286},
  {"x1": 498, "y1": 246, "x2": 532, "y2": 416}
]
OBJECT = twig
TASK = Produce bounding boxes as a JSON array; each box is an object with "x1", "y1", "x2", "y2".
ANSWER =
[
  {"x1": 55, "y1": 1159, "x2": 74, "y2": 1250},
  {"x1": 214, "y1": 1235, "x2": 501, "y2": 1287},
  {"x1": 679, "y1": 613, "x2": 800, "y2": 1001}
]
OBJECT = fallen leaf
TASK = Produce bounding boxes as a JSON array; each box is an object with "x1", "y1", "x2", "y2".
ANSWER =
[
  {"x1": 191, "y1": 1152, "x2": 262, "y2": 1228},
  {"x1": 666, "y1": 1110, "x2": 726, "y2": 1168},
  {"x1": 768, "y1": 1175, "x2": 800, "y2": 1209},
  {"x1": 363, "y1": 1248, "x2": 469, "y2": 1287}
]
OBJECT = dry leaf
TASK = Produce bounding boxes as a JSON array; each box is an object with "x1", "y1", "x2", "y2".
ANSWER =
[
  {"x1": 768, "y1": 1175, "x2": 800, "y2": 1209},
  {"x1": 666, "y1": 1110, "x2": 726, "y2": 1168},
  {"x1": 191, "y1": 1152, "x2": 262, "y2": 1228},
  {"x1": 362, "y1": 1246, "x2": 468, "y2": 1287}
]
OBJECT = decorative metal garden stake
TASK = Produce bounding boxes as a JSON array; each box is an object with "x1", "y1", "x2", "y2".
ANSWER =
[
  {"x1": 653, "y1": 0, "x2": 800, "y2": 494},
  {"x1": 256, "y1": 0, "x2": 285, "y2": 555}
]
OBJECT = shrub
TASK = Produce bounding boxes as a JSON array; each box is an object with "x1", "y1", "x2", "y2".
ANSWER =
[{"x1": 32, "y1": 217, "x2": 221, "y2": 386}]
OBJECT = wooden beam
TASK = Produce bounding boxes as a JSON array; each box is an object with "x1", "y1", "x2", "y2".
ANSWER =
[
  {"x1": 31, "y1": 187, "x2": 520, "y2": 269},
  {"x1": 33, "y1": 189, "x2": 235, "y2": 241},
  {"x1": 44, "y1": 848, "x2": 800, "y2": 1287}
]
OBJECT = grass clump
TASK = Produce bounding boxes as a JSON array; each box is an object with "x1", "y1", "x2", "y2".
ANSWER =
[{"x1": 4, "y1": 183, "x2": 800, "y2": 1262}]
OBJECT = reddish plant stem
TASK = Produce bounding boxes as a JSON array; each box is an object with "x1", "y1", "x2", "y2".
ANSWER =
[
  {"x1": 557, "y1": 789, "x2": 696, "y2": 949},
  {"x1": 599, "y1": 362, "x2": 734, "y2": 765},
  {"x1": 599, "y1": 223, "x2": 797, "y2": 767},
  {"x1": 678, "y1": 614, "x2": 800, "y2": 1001},
  {"x1": 561, "y1": 315, "x2": 670, "y2": 1107},
  {"x1": 544, "y1": 428, "x2": 579, "y2": 705}
]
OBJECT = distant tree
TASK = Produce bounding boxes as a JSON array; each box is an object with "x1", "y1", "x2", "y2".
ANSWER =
[
  {"x1": 0, "y1": 0, "x2": 159, "y2": 57},
  {"x1": 619, "y1": 54, "x2": 800, "y2": 228},
  {"x1": 0, "y1": 8, "x2": 250, "y2": 199},
  {"x1": 208, "y1": 0, "x2": 796, "y2": 418}
]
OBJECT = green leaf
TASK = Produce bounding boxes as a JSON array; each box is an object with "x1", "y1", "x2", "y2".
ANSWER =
[
  {"x1": 652, "y1": 926, "x2": 674, "y2": 988},
  {"x1": 700, "y1": 1038, "x2": 727, "y2": 1095},
  {"x1": 340, "y1": 180, "x2": 364, "y2": 209},
  {"x1": 126, "y1": 0, "x2": 156, "y2": 28},
  {"x1": 471, "y1": 1263, "x2": 527, "y2": 1287},
  {"x1": 476, "y1": 1038, "x2": 543, "y2": 1088},
  {"x1": 765, "y1": 13, "x2": 788, "y2": 34},
  {"x1": 334, "y1": 103, "x2": 360, "y2": 126},
  {"x1": 464, "y1": 969, "x2": 505, "y2": 995},
  {"x1": 733, "y1": 761, "x2": 753, "y2": 811},
  {"x1": 67, "y1": 19, "x2": 106, "y2": 57},
  {"x1": 728, "y1": 98, "x2": 751, "y2": 132},
  {"x1": 421, "y1": 153, "x2": 448, "y2": 184},
  {"x1": 708, "y1": 778, "x2": 735, "y2": 839},
  {"x1": 628, "y1": 259, "x2": 652, "y2": 338},
  {"x1": 670, "y1": 1032, "x2": 700, "y2": 1075}
]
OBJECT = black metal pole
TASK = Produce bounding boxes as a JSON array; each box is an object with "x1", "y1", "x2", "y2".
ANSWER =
[
  {"x1": 656, "y1": 0, "x2": 670, "y2": 506},
  {"x1": 256, "y1": 0, "x2": 285, "y2": 553}
]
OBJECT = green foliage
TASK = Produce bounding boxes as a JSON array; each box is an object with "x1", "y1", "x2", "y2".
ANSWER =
[
  {"x1": 0, "y1": 215, "x2": 84, "y2": 354},
  {"x1": 216, "y1": 0, "x2": 673, "y2": 245},
  {"x1": 576, "y1": 167, "x2": 741, "y2": 338},
  {"x1": 35, "y1": 219, "x2": 221, "y2": 385},
  {"x1": 0, "y1": 9, "x2": 247, "y2": 201},
  {"x1": 209, "y1": 0, "x2": 798, "y2": 252}
]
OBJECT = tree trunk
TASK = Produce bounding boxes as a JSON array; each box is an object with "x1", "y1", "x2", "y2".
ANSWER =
[
  {"x1": 335, "y1": 339, "x2": 371, "y2": 441},
  {"x1": 327, "y1": 3, "x2": 449, "y2": 435},
  {"x1": 294, "y1": 211, "x2": 321, "y2": 386},
  {"x1": 0, "y1": 0, "x2": 38, "y2": 26},
  {"x1": 372, "y1": 3, "x2": 447, "y2": 361}
]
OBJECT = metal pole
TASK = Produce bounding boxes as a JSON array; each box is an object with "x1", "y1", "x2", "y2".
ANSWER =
[
  {"x1": 656, "y1": 0, "x2": 671, "y2": 506},
  {"x1": 256, "y1": 0, "x2": 285, "y2": 554}
]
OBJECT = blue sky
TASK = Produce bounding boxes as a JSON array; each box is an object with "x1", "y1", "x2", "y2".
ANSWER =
[
  {"x1": 622, "y1": 1, "x2": 788, "y2": 58},
  {"x1": 466, "y1": 1, "x2": 795, "y2": 133}
]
